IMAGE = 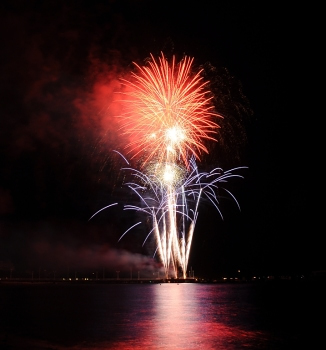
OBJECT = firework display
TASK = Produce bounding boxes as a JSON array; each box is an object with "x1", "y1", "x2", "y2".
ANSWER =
[{"x1": 92, "y1": 53, "x2": 246, "y2": 279}]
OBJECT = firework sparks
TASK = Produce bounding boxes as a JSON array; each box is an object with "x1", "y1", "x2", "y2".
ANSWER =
[
  {"x1": 108, "y1": 154, "x2": 246, "y2": 279},
  {"x1": 120, "y1": 52, "x2": 222, "y2": 168},
  {"x1": 91, "y1": 53, "x2": 246, "y2": 279}
]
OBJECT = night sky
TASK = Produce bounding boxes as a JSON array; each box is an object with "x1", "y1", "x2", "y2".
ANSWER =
[{"x1": 0, "y1": 1, "x2": 318, "y2": 279}]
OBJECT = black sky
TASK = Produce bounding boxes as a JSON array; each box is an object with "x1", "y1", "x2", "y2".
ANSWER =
[{"x1": 0, "y1": 1, "x2": 319, "y2": 279}]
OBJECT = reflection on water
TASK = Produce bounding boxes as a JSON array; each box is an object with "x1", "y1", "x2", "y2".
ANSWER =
[
  {"x1": 0, "y1": 281, "x2": 319, "y2": 349},
  {"x1": 109, "y1": 283, "x2": 272, "y2": 349}
]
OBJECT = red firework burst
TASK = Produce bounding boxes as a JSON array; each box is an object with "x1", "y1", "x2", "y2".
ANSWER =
[{"x1": 120, "y1": 52, "x2": 222, "y2": 168}]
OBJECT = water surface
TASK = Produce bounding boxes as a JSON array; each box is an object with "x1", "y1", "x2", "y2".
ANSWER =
[{"x1": 0, "y1": 281, "x2": 323, "y2": 349}]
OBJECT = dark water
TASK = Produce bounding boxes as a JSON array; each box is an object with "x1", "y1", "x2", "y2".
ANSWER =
[{"x1": 0, "y1": 280, "x2": 324, "y2": 349}]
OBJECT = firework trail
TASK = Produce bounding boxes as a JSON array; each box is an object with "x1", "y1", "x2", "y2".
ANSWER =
[{"x1": 91, "y1": 53, "x2": 246, "y2": 279}]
